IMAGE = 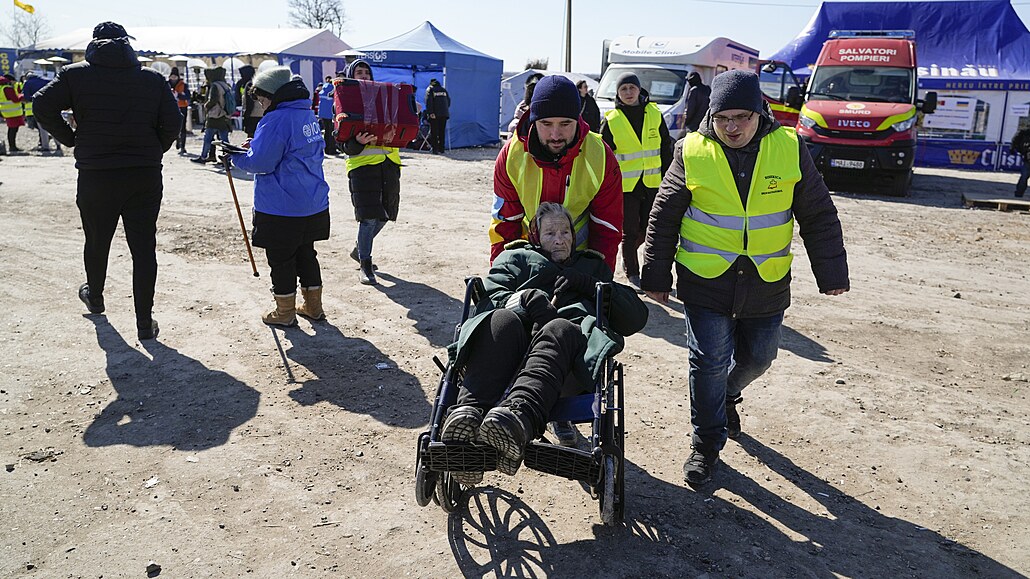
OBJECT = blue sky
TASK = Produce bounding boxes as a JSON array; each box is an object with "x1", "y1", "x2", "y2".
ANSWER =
[{"x1": 17, "y1": 0, "x2": 1030, "y2": 75}]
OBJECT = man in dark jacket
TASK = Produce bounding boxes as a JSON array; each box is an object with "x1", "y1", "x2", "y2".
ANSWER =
[
  {"x1": 425, "y1": 78, "x2": 450, "y2": 154},
  {"x1": 33, "y1": 21, "x2": 181, "y2": 341},
  {"x1": 600, "y1": 72, "x2": 674, "y2": 290},
  {"x1": 641, "y1": 70, "x2": 849, "y2": 486},
  {"x1": 682, "y1": 72, "x2": 711, "y2": 133},
  {"x1": 1011, "y1": 127, "x2": 1030, "y2": 197}
]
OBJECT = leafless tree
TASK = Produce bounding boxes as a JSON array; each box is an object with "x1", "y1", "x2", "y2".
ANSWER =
[
  {"x1": 1, "y1": 10, "x2": 51, "y2": 48},
  {"x1": 287, "y1": 0, "x2": 348, "y2": 37},
  {"x1": 525, "y1": 58, "x2": 549, "y2": 70}
]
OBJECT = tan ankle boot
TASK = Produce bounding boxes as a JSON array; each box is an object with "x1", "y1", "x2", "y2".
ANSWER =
[
  {"x1": 296, "y1": 286, "x2": 325, "y2": 320},
  {"x1": 262, "y1": 293, "x2": 297, "y2": 327}
]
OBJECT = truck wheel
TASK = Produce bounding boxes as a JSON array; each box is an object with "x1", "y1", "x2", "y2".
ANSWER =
[{"x1": 889, "y1": 172, "x2": 912, "y2": 197}]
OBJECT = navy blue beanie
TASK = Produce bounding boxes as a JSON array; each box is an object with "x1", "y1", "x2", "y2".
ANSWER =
[
  {"x1": 529, "y1": 75, "x2": 581, "y2": 123},
  {"x1": 709, "y1": 70, "x2": 764, "y2": 114}
]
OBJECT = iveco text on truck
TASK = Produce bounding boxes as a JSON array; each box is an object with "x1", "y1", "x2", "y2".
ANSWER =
[
  {"x1": 597, "y1": 36, "x2": 759, "y2": 139},
  {"x1": 795, "y1": 30, "x2": 937, "y2": 196}
]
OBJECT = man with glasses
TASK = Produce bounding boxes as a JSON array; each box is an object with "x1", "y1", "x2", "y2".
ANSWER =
[{"x1": 640, "y1": 70, "x2": 850, "y2": 486}]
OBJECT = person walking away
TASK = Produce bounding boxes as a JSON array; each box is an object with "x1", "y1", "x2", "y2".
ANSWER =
[
  {"x1": 227, "y1": 67, "x2": 331, "y2": 326},
  {"x1": 191, "y1": 67, "x2": 232, "y2": 163},
  {"x1": 1011, "y1": 126, "x2": 1030, "y2": 198},
  {"x1": 168, "y1": 67, "x2": 190, "y2": 154},
  {"x1": 33, "y1": 21, "x2": 181, "y2": 340},
  {"x1": 341, "y1": 59, "x2": 401, "y2": 286},
  {"x1": 0, "y1": 74, "x2": 25, "y2": 153},
  {"x1": 577, "y1": 79, "x2": 601, "y2": 133},
  {"x1": 21, "y1": 70, "x2": 61, "y2": 154},
  {"x1": 600, "y1": 72, "x2": 674, "y2": 291},
  {"x1": 317, "y1": 73, "x2": 339, "y2": 155},
  {"x1": 241, "y1": 78, "x2": 264, "y2": 139},
  {"x1": 641, "y1": 70, "x2": 849, "y2": 486},
  {"x1": 425, "y1": 78, "x2": 450, "y2": 154},
  {"x1": 682, "y1": 72, "x2": 711, "y2": 133}
]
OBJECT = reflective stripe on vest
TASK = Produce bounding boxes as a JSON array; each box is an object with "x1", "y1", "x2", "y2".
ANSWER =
[
  {"x1": 0, "y1": 87, "x2": 21, "y2": 119},
  {"x1": 345, "y1": 146, "x2": 401, "y2": 172},
  {"x1": 674, "y1": 127, "x2": 801, "y2": 282},
  {"x1": 605, "y1": 102, "x2": 663, "y2": 191},
  {"x1": 504, "y1": 132, "x2": 607, "y2": 251}
]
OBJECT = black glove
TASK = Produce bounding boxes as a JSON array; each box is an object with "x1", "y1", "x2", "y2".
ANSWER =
[
  {"x1": 554, "y1": 268, "x2": 598, "y2": 299},
  {"x1": 519, "y1": 288, "x2": 557, "y2": 327}
]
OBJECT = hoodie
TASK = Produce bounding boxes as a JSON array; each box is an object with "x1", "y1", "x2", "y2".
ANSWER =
[{"x1": 32, "y1": 37, "x2": 181, "y2": 169}]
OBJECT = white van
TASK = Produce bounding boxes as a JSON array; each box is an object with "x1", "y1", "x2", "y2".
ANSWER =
[{"x1": 597, "y1": 36, "x2": 760, "y2": 138}]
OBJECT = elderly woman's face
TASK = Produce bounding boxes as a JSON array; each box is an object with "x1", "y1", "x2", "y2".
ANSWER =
[{"x1": 539, "y1": 215, "x2": 573, "y2": 263}]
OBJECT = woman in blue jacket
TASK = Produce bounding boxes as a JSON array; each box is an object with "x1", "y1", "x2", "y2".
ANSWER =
[{"x1": 229, "y1": 67, "x2": 331, "y2": 326}]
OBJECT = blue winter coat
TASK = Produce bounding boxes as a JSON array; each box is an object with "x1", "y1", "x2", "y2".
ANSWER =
[
  {"x1": 317, "y1": 82, "x2": 335, "y2": 121},
  {"x1": 231, "y1": 98, "x2": 330, "y2": 217}
]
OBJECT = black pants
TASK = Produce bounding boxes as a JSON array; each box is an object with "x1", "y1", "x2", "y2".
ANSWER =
[
  {"x1": 252, "y1": 210, "x2": 329, "y2": 295},
  {"x1": 7, "y1": 126, "x2": 18, "y2": 151},
  {"x1": 429, "y1": 116, "x2": 447, "y2": 153},
  {"x1": 265, "y1": 243, "x2": 322, "y2": 295},
  {"x1": 622, "y1": 190, "x2": 656, "y2": 277},
  {"x1": 457, "y1": 310, "x2": 587, "y2": 438},
  {"x1": 321, "y1": 119, "x2": 337, "y2": 154},
  {"x1": 176, "y1": 107, "x2": 188, "y2": 150},
  {"x1": 77, "y1": 167, "x2": 163, "y2": 329}
]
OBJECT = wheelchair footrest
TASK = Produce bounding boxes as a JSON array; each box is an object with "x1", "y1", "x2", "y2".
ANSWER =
[
  {"x1": 523, "y1": 441, "x2": 599, "y2": 483},
  {"x1": 425, "y1": 441, "x2": 498, "y2": 473}
]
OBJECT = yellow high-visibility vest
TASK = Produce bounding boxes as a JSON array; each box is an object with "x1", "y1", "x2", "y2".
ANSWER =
[
  {"x1": 345, "y1": 145, "x2": 401, "y2": 172},
  {"x1": 674, "y1": 127, "x2": 801, "y2": 282},
  {"x1": 0, "y1": 84, "x2": 22, "y2": 119},
  {"x1": 605, "y1": 102, "x2": 663, "y2": 191}
]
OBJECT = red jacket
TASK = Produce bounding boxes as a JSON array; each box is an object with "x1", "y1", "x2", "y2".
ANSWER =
[{"x1": 491, "y1": 116, "x2": 623, "y2": 271}]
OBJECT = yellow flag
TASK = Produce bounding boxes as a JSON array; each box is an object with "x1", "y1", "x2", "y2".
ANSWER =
[{"x1": 14, "y1": 0, "x2": 35, "y2": 14}]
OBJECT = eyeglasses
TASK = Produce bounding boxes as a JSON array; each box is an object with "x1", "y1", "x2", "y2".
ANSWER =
[{"x1": 712, "y1": 112, "x2": 755, "y2": 127}]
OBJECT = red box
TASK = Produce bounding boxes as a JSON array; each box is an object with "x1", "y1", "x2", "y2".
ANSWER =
[{"x1": 333, "y1": 79, "x2": 419, "y2": 148}]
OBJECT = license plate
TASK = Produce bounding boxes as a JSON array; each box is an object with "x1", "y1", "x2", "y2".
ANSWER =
[{"x1": 830, "y1": 159, "x2": 865, "y2": 169}]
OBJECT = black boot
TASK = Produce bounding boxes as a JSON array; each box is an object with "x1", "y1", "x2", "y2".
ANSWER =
[
  {"x1": 350, "y1": 246, "x2": 377, "y2": 270},
  {"x1": 683, "y1": 446, "x2": 720, "y2": 486},
  {"x1": 359, "y1": 259, "x2": 377, "y2": 285},
  {"x1": 726, "y1": 395, "x2": 743, "y2": 440}
]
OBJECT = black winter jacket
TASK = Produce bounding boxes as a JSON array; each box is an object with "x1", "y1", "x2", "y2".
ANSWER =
[
  {"x1": 33, "y1": 38, "x2": 181, "y2": 170},
  {"x1": 425, "y1": 83, "x2": 450, "y2": 119},
  {"x1": 683, "y1": 83, "x2": 711, "y2": 133},
  {"x1": 641, "y1": 105, "x2": 849, "y2": 318}
]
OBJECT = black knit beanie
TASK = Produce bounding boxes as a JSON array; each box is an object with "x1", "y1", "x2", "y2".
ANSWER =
[
  {"x1": 528, "y1": 75, "x2": 581, "y2": 123},
  {"x1": 616, "y1": 72, "x2": 641, "y2": 90},
  {"x1": 709, "y1": 70, "x2": 764, "y2": 114}
]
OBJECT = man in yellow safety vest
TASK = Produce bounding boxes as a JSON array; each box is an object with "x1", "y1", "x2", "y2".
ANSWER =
[
  {"x1": 600, "y1": 72, "x2": 674, "y2": 291},
  {"x1": 641, "y1": 70, "x2": 850, "y2": 486}
]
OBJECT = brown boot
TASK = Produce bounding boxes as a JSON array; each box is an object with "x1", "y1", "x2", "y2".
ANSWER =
[
  {"x1": 296, "y1": 286, "x2": 325, "y2": 320},
  {"x1": 262, "y1": 293, "x2": 297, "y2": 327}
]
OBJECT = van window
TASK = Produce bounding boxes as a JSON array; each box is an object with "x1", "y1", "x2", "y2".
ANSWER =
[
  {"x1": 808, "y1": 66, "x2": 913, "y2": 104},
  {"x1": 597, "y1": 67, "x2": 687, "y2": 105}
]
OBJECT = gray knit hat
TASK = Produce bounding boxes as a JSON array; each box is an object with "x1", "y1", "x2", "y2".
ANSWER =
[{"x1": 252, "y1": 66, "x2": 293, "y2": 95}]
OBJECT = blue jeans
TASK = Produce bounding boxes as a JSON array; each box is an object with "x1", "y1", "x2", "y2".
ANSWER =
[
  {"x1": 1016, "y1": 162, "x2": 1030, "y2": 197},
  {"x1": 200, "y1": 128, "x2": 229, "y2": 159},
  {"x1": 356, "y1": 219, "x2": 386, "y2": 260},
  {"x1": 683, "y1": 305, "x2": 783, "y2": 452}
]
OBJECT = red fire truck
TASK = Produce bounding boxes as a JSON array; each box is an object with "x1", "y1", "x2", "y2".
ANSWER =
[{"x1": 793, "y1": 30, "x2": 937, "y2": 196}]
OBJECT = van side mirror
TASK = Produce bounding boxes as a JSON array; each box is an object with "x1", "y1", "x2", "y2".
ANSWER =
[
  {"x1": 785, "y1": 86, "x2": 804, "y2": 110},
  {"x1": 921, "y1": 91, "x2": 938, "y2": 114}
]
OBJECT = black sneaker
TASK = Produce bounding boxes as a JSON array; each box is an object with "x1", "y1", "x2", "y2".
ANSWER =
[
  {"x1": 349, "y1": 246, "x2": 377, "y2": 270},
  {"x1": 137, "y1": 319, "x2": 160, "y2": 341},
  {"x1": 189, "y1": 157, "x2": 207, "y2": 164},
  {"x1": 683, "y1": 447, "x2": 719, "y2": 486},
  {"x1": 547, "y1": 421, "x2": 578, "y2": 447},
  {"x1": 441, "y1": 406, "x2": 484, "y2": 485},
  {"x1": 479, "y1": 406, "x2": 529, "y2": 476},
  {"x1": 77, "y1": 283, "x2": 105, "y2": 314},
  {"x1": 726, "y1": 396, "x2": 743, "y2": 440}
]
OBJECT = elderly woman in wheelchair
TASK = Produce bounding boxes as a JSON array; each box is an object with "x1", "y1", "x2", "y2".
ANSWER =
[{"x1": 442, "y1": 202, "x2": 648, "y2": 483}]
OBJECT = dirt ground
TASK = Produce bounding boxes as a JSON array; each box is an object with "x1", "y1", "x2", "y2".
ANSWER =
[{"x1": 1, "y1": 126, "x2": 1028, "y2": 578}]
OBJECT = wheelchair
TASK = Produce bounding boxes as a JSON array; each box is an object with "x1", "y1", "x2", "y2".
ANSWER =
[{"x1": 413, "y1": 276, "x2": 626, "y2": 525}]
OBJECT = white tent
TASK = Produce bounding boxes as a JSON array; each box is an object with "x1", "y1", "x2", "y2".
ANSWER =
[
  {"x1": 500, "y1": 70, "x2": 598, "y2": 134},
  {"x1": 34, "y1": 26, "x2": 350, "y2": 91}
]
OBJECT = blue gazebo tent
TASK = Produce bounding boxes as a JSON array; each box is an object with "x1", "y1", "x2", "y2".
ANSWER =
[
  {"x1": 769, "y1": 1, "x2": 1030, "y2": 171},
  {"x1": 352, "y1": 21, "x2": 503, "y2": 149}
]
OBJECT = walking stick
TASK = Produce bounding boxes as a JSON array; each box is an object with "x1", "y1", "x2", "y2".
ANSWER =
[{"x1": 222, "y1": 156, "x2": 260, "y2": 277}]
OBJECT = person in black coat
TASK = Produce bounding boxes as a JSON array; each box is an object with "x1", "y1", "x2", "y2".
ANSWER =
[
  {"x1": 33, "y1": 21, "x2": 181, "y2": 341},
  {"x1": 425, "y1": 78, "x2": 450, "y2": 153},
  {"x1": 577, "y1": 79, "x2": 601, "y2": 133},
  {"x1": 1011, "y1": 127, "x2": 1030, "y2": 197},
  {"x1": 683, "y1": 72, "x2": 711, "y2": 133}
]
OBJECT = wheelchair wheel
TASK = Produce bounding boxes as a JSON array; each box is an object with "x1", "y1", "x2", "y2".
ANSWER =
[
  {"x1": 434, "y1": 472, "x2": 464, "y2": 513},
  {"x1": 599, "y1": 455, "x2": 617, "y2": 525},
  {"x1": 414, "y1": 456, "x2": 437, "y2": 508}
]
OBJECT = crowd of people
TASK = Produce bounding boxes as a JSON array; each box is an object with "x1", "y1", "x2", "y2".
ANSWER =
[{"x1": 19, "y1": 20, "x2": 852, "y2": 488}]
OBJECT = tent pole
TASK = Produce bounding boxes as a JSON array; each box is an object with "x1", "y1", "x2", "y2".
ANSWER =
[{"x1": 998, "y1": 90, "x2": 1010, "y2": 171}]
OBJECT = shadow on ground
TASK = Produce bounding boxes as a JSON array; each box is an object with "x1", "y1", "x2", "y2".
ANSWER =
[
  {"x1": 83, "y1": 316, "x2": 259, "y2": 450},
  {"x1": 439, "y1": 438, "x2": 1021, "y2": 578},
  {"x1": 375, "y1": 271, "x2": 465, "y2": 349},
  {"x1": 281, "y1": 320, "x2": 431, "y2": 429}
]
